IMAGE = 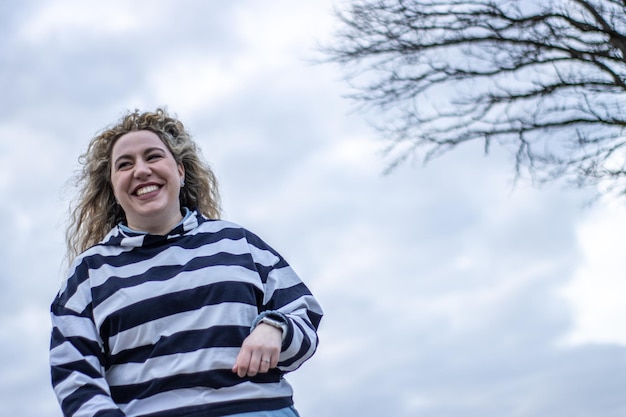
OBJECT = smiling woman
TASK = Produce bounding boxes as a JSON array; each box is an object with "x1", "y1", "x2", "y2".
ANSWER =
[
  {"x1": 64, "y1": 109, "x2": 221, "y2": 262},
  {"x1": 50, "y1": 108, "x2": 323, "y2": 417}
]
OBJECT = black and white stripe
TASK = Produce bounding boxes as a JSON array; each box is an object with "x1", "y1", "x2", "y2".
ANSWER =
[{"x1": 50, "y1": 211, "x2": 323, "y2": 417}]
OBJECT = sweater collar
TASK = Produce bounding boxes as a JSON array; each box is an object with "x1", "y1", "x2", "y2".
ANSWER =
[{"x1": 102, "y1": 208, "x2": 202, "y2": 248}]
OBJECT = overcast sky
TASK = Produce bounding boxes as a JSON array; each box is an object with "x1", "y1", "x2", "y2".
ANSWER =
[{"x1": 1, "y1": 1, "x2": 625, "y2": 416}]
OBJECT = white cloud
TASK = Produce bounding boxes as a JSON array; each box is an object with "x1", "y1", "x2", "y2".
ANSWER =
[
  {"x1": 16, "y1": 1, "x2": 156, "y2": 44},
  {"x1": 146, "y1": 57, "x2": 243, "y2": 115},
  {"x1": 560, "y1": 198, "x2": 626, "y2": 345}
]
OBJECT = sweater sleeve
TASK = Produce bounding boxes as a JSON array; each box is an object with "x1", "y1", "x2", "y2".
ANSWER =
[
  {"x1": 246, "y1": 231, "x2": 324, "y2": 372},
  {"x1": 50, "y1": 268, "x2": 126, "y2": 417}
]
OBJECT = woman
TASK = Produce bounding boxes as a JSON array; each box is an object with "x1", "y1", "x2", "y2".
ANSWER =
[{"x1": 50, "y1": 108, "x2": 323, "y2": 417}]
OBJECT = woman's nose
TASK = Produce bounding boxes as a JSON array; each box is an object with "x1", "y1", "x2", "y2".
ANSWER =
[{"x1": 133, "y1": 159, "x2": 151, "y2": 178}]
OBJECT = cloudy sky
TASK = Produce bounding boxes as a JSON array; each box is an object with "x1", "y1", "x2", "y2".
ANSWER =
[{"x1": 1, "y1": 1, "x2": 625, "y2": 416}]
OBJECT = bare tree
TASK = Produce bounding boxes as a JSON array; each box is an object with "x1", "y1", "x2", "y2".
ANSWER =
[{"x1": 323, "y1": 0, "x2": 626, "y2": 193}]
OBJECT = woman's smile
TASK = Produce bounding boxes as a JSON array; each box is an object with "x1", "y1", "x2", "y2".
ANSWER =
[{"x1": 134, "y1": 183, "x2": 161, "y2": 197}]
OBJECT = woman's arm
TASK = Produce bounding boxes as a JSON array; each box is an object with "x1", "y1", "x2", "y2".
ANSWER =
[
  {"x1": 50, "y1": 280, "x2": 125, "y2": 417},
  {"x1": 243, "y1": 230, "x2": 324, "y2": 373}
]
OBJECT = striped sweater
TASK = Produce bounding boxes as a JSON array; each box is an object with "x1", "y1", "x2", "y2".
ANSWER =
[{"x1": 50, "y1": 210, "x2": 323, "y2": 417}]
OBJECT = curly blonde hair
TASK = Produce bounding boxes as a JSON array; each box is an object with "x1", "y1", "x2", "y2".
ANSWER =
[{"x1": 66, "y1": 108, "x2": 221, "y2": 262}]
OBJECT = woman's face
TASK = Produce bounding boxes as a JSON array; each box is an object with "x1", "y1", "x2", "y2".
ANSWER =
[{"x1": 110, "y1": 130, "x2": 185, "y2": 234}]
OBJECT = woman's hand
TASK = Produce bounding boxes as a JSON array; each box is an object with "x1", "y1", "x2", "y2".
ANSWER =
[{"x1": 232, "y1": 323, "x2": 282, "y2": 377}]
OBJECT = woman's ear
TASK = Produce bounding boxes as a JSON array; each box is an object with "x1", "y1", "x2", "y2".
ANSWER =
[{"x1": 178, "y1": 163, "x2": 185, "y2": 183}]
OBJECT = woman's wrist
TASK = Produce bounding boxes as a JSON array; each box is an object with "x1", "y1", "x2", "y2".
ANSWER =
[{"x1": 251, "y1": 311, "x2": 288, "y2": 341}]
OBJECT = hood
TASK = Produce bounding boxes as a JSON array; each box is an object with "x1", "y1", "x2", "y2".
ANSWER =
[{"x1": 100, "y1": 209, "x2": 203, "y2": 249}]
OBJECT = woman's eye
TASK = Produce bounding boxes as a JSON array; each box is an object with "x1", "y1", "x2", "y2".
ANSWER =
[
  {"x1": 117, "y1": 162, "x2": 131, "y2": 170},
  {"x1": 148, "y1": 153, "x2": 163, "y2": 161}
]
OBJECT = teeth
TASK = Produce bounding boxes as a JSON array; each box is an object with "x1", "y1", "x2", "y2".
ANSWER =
[{"x1": 136, "y1": 185, "x2": 159, "y2": 196}]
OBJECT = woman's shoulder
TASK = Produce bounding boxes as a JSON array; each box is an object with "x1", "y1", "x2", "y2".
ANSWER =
[
  {"x1": 197, "y1": 215, "x2": 244, "y2": 232},
  {"x1": 196, "y1": 216, "x2": 271, "y2": 246}
]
